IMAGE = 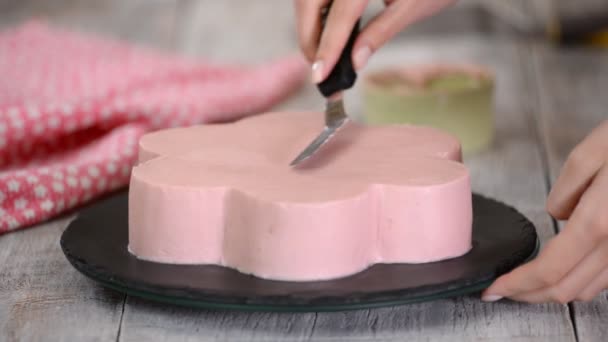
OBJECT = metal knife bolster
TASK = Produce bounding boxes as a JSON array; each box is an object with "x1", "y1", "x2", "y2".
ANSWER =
[{"x1": 325, "y1": 97, "x2": 347, "y2": 127}]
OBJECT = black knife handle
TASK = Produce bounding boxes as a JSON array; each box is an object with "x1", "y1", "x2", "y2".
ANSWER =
[{"x1": 316, "y1": 3, "x2": 360, "y2": 98}]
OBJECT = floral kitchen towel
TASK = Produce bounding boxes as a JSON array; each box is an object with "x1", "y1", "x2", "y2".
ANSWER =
[{"x1": 0, "y1": 21, "x2": 308, "y2": 233}]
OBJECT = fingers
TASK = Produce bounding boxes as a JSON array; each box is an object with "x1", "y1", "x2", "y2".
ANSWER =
[
  {"x1": 578, "y1": 267, "x2": 608, "y2": 302},
  {"x1": 547, "y1": 120, "x2": 608, "y2": 220},
  {"x1": 483, "y1": 165, "x2": 608, "y2": 302},
  {"x1": 294, "y1": 0, "x2": 330, "y2": 63},
  {"x1": 353, "y1": 0, "x2": 456, "y2": 70},
  {"x1": 312, "y1": 0, "x2": 368, "y2": 83},
  {"x1": 482, "y1": 212, "x2": 597, "y2": 300},
  {"x1": 296, "y1": 0, "x2": 456, "y2": 83},
  {"x1": 508, "y1": 240, "x2": 608, "y2": 304}
]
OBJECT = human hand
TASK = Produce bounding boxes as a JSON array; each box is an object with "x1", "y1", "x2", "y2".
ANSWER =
[
  {"x1": 294, "y1": 0, "x2": 456, "y2": 83},
  {"x1": 483, "y1": 120, "x2": 608, "y2": 303}
]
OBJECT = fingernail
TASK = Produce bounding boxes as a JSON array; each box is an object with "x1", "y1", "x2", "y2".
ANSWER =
[
  {"x1": 311, "y1": 60, "x2": 324, "y2": 83},
  {"x1": 481, "y1": 294, "x2": 503, "y2": 302},
  {"x1": 353, "y1": 46, "x2": 372, "y2": 70}
]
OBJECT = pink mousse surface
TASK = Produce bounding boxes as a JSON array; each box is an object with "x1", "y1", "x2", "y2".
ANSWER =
[{"x1": 129, "y1": 111, "x2": 472, "y2": 281}]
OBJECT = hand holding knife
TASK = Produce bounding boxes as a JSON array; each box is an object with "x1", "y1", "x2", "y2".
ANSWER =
[{"x1": 290, "y1": 2, "x2": 360, "y2": 166}]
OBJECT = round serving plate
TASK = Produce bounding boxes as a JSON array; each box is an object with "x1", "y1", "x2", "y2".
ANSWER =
[{"x1": 61, "y1": 191, "x2": 538, "y2": 312}]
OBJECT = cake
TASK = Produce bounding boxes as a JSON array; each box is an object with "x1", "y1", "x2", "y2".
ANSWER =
[{"x1": 128, "y1": 111, "x2": 473, "y2": 281}]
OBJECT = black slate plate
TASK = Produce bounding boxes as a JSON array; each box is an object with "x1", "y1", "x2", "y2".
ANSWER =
[{"x1": 61, "y1": 191, "x2": 538, "y2": 312}]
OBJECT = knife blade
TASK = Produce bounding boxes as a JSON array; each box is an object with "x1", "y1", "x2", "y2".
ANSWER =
[
  {"x1": 289, "y1": 2, "x2": 359, "y2": 167},
  {"x1": 289, "y1": 96, "x2": 348, "y2": 166}
]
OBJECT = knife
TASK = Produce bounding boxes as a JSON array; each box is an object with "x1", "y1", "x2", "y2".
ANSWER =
[{"x1": 289, "y1": 3, "x2": 360, "y2": 167}]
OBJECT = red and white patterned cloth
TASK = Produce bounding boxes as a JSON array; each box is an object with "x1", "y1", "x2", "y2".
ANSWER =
[{"x1": 0, "y1": 21, "x2": 308, "y2": 234}]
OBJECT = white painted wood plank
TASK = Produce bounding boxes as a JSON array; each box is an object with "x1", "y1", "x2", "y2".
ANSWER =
[
  {"x1": 532, "y1": 47, "x2": 607, "y2": 184},
  {"x1": 0, "y1": 217, "x2": 125, "y2": 342},
  {"x1": 532, "y1": 45, "x2": 608, "y2": 342}
]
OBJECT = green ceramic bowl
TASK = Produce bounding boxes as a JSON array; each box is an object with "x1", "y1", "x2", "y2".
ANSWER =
[{"x1": 362, "y1": 65, "x2": 495, "y2": 155}]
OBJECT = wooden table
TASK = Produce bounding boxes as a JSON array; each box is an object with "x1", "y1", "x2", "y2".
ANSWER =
[{"x1": 0, "y1": 1, "x2": 606, "y2": 341}]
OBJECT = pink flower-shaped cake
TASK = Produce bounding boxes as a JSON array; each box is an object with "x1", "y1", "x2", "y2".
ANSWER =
[{"x1": 128, "y1": 111, "x2": 472, "y2": 281}]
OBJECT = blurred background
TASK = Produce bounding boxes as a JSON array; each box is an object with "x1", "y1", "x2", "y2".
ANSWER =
[
  {"x1": 1, "y1": 0, "x2": 606, "y2": 62},
  {"x1": 0, "y1": 0, "x2": 606, "y2": 145},
  {"x1": 0, "y1": 0, "x2": 606, "y2": 154}
]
